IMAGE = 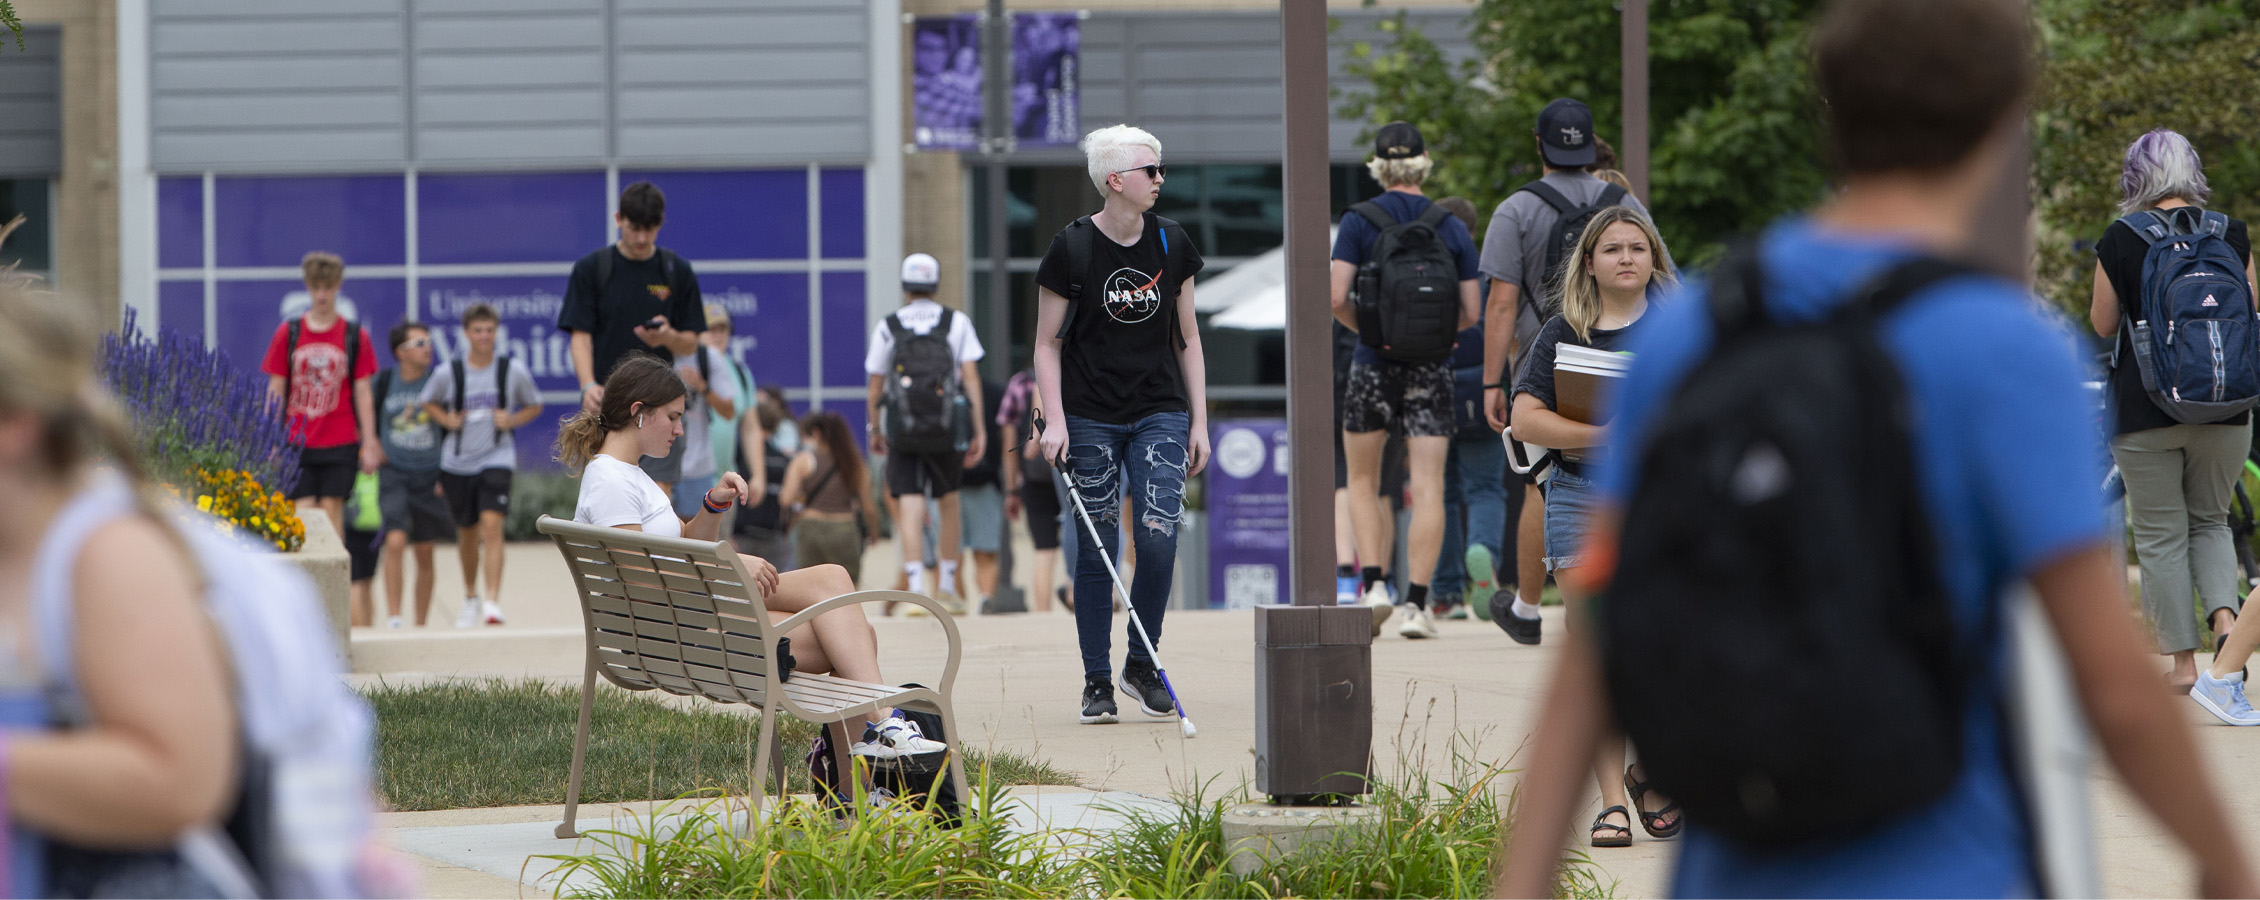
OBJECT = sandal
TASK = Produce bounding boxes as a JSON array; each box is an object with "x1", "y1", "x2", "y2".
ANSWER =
[
  {"x1": 1589, "y1": 805, "x2": 1632, "y2": 848},
  {"x1": 1624, "y1": 766, "x2": 1683, "y2": 839}
]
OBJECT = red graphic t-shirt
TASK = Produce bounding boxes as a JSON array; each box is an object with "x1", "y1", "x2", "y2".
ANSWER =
[{"x1": 261, "y1": 317, "x2": 378, "y2": 449}]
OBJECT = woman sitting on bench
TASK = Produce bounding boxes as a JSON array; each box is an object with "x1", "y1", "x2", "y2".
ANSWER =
[{"x1": 557, "y1": 353, "x2": 945, "y2": 761}]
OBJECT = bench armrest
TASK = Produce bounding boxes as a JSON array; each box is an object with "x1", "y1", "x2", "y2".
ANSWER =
[{"x1": 770, "y1": 590, "x2": 962, "y2": 698}]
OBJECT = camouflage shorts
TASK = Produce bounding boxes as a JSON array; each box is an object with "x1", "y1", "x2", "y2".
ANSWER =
[{"x1": 1340, "y1": 359, "x2": 1454, "y2": 438}]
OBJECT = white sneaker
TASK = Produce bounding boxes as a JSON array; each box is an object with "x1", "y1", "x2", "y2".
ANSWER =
[
  {"x1": 455, "y1": 596, "x2": 480, "y2": 628},
  {"x1": 481, "y1": 600, "x2": 506, "y2": 626},
  {"x1": 1398, "y1": 606, "x2": 1438, "y2": 639},
  {"x1": 1362, "y1": 582, "x2": 1395, "y2": 636},
  {"x1": 850, "y1": 715, "x2": 949, "y2": 759},
  {"x1": 386, "y1": 615, "x2": 404, "y2": 630}
]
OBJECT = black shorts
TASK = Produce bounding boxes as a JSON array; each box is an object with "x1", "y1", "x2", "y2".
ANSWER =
[
  {"x1": 346, "y1": 526, "x2": 381, "y2": 581},
  {"x1": 886, "y1": 450, "x2": 963, "y2": 498},
  {"x1": 1019, "y1": 458, "x2": 1062, "y2": 551},
  {"x1": 1342, "y1": 359, "x2": 1455, "y2": 438},
  {"x1": 439, "y1": 468, "x2": 514, "y2": 528},
  {"x1": 379, "y1": 466, "x2": 453, "y2": 542},
  {"x1": 289, "y1": 444, "x2": 359, "y2": 501}
]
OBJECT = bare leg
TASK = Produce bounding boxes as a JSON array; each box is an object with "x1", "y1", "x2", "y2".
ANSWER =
[
  {"x1": 382, "y1": 531, "x2": 408, "y2": 619},
  {"x1": 1031, "y1": 548, "x2": 1057, "y2": 612},
  {"x1": 1343, "y1": 429, "x2": 1392, "y2": 579},
  {"x1": 753, "y1": 561, "x2": 888, "y2": 728},
  {"x1": 897, "y1": 491, "x2": 929, "y2": 596},
  {"x1": 412, "y1": 542, "x2": 436, "y2": 625},
  {"x1": 2211, "y1": 588, "x2": 2260, "y2": 679},
  {"x1": 1335, "y1": 487, "x2": 1357, "y2": 569},
  {"x1": 1404, "y1": 436, "x2": 1449, "y2": 587},
  {"x1": 480, "y1": 509, "x2": 507, "y2": 606},
  {"x1": 935, "y1": 491, "x2": 963, "y2": 569},
  {"x1": 1517, "y1": 490, "x2": 1547, "y2": 603},
  {"x1": 973, "y1": 550, "x2": 1000, "y2": 598},
  {"x1": 349, "y1": 579, "x2": 372, "y2": 627},
  {"x1": 456, "y1": 525, "x2": 480, "y2": 599}
]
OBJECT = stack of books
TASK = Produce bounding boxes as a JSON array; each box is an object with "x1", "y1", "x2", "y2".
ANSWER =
[{"x1": 1554, "y1": 344, "x2": 1633, "y2": 426}]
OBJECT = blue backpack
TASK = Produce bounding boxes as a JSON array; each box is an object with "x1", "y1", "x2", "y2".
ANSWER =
[{"x1": 2116, "y1": 207, "x2": 2260, "y2": 424}]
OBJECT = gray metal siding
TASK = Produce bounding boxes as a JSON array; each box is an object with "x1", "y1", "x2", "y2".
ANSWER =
[
  {"x1": 412, "y1": 1, "x2": 608, "y2": 166},
  {"x1": 150, "y1": 2, "x2": 407, "y2": 171},
  {"x1": 613, "y1": 1, "x2": 868, "y2": 166},
  {"x1": 0, "y1": 26, "x2": 62, "y2": 177}
]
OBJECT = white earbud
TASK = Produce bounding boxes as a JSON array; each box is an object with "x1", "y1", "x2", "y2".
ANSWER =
[{"x1": 638, "y1": 414, "x2": 646, "y2": 428}]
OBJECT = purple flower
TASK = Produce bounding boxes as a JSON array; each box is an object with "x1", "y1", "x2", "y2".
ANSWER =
[{"x1": 102, "y1": 309, "x2": 301, "y2": 493}]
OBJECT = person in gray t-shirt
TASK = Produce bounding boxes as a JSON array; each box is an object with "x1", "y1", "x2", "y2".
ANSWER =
[{"x1": 418, "y1": 304, "x2": 545, "y2": 628}]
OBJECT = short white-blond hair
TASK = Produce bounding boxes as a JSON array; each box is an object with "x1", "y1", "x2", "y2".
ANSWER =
[
  {"x1": 1083, "y1": 124, "x2": 1163, "y2": 196},
  {"x1": 1366, "y1": 154, "x2": 1433, "y2": 188}
]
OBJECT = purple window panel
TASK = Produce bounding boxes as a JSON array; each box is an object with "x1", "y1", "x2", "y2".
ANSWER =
[
  {"x1": 418, "y1": 172, "x2": 608, "y2": 265},
  {"x1": 821, "y1": 167, "x2": 864, "y2": 259},
  {"x1": 618, "y1": 169, "x2": 807, "y2": 261},
  {"x1": 704, "y1": 272, "x2": 808, "y2": 389},
  {"x1": 157, "y1": 281, "x2": 205, "y2": 345},
  {"x1": 214, "y1": 175, "x2": 406, "y2": 268},
  {"x1": 214, "y1": 278, "x2": 408, "y2": 382},
  {"x1": 416, "y1": 276, "x2": 586, "y2": 394},
  {"x1": 159, "y1": 177, "x2": 203, "y2": 270},
  {"x1": 822, "y1": 271, "x2": 868, "y2": 387}
]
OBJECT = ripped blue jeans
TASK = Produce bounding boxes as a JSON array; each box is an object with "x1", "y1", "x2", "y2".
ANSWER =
[{"x1": 1063, "y1": 410, "x2": 1189, "y2": 679}]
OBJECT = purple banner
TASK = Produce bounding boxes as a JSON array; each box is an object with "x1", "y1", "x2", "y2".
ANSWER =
[
  {"x1": 911, "y1": 15, "x2": 982, "y2": 150},
  {"x1": 1207, "y1": 419, "x2": 1291, "y2": 610},
  {"x1": 1013, "y1": 13, "x2": 1080, "y2": 148}
]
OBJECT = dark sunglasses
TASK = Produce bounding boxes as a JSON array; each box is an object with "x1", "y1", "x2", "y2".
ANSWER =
[{"x1": 1112, "y1": 163, "x2": 1167, "y2": 181}]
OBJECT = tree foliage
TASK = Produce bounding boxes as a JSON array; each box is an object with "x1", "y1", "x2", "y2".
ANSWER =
[
  {"x1": 2033, "y1": 0, "x2": 2260, "y2": 316},
  {"x1": 0, "y1": 2, "x2": 20, "y2": 51},
  {"x1": 1338, "y1": 0, "x2": 1830, "y2": 265}
]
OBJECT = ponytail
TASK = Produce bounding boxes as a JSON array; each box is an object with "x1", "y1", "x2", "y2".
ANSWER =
[
  {"x1": 554, "y1": 409, "x2": 610, "y2": 475},
  {"x1": 552, "y1": 353, "x2": 686, "y2": 475}
]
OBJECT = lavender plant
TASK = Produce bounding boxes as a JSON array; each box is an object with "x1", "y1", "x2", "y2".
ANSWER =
[{"x1": 101, "y1": 308, "x2": 301, "y2": 501}]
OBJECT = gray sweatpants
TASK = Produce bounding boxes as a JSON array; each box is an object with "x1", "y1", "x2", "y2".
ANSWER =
[{"x1": 2111, "y1": 421, "x2": 2251, "y2": 654}]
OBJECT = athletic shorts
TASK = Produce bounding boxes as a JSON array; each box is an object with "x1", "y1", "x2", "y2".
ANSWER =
[
  {"x1": 439, "y1": 468, "x2": 513, "y2": 528},
  {"x1": 1020, "y1": 458, "x2": 1062, "y2": 551},
  {"x1": 378, "y1": 465, "x2": 452, "y2": 543},
  {"x1": 639, "y1": 435, "x2": 686, "y2": 484},
  {"x1": 1341, "y1": 359, "x2": 1455, "y2": 438},
  {"x1": 346, "y1": 526, "x2": 381, "y2": 582},
  {"x1": 289, "y1": 444, "x2": 359, "y2": 501},
  {"x1": 959, "y1": 484, "x2": 1004, "y2": 553},
  {"x1": 886, "y1": 449, "x2": 964, "y2": 498}
]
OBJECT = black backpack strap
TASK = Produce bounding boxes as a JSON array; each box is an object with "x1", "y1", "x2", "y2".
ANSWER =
[
  {"x1": 1594, "y1": 182, "x2": 1628, "y2": 210},
  {"x1": 885, "y1": 311, "x2": 914, "y2": 347},
  {"x1": 497, "y1": 355, "x2": 513, "y2": 416},
  {"x1": 345, "y1": 321, "x2": 362, "y2": 430},
  {"x1": 372, "y1": 368, "x2": 393, "y2": 441},
  {"x1": 1411, "y1": 204, "x2": 1451, "y2": 231},
  {"x1": 283, "y1": 319, "x2": 302, "y2": 407},
  {"x1": 450, "y1": 358, "x2": 467, "y2": 453},
  {"x1": 1153, "y1": 214, "x2": 1191, "y2": 351},
  {"x1": 1348, "y1": 200, "x2": 1398, "y2": 231},
  {"x1": 1054, "y1": 217, "x2": 1097, "y2": 339},
  {"x1": 657, "y1": 247, "x2": 687, "y2": 310},
  {"x1": 1516, "y1": 180, "x2": 1576, "y2": 215},
  {"x1": 596, "y1": 247, "x2": 613, "y2": 294},
  {"x1": 1706, "y1": 238, "x2": 1771, "y2": 341}
]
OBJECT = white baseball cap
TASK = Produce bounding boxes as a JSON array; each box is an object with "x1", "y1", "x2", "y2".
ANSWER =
[{"x1": 901, "y1": 253, "x2": 941, "y2": 293}]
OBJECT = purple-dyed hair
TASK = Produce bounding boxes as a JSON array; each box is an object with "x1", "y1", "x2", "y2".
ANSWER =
[{"x1": 2120, "y1": 129, "x2": 2210, "y2": 215}]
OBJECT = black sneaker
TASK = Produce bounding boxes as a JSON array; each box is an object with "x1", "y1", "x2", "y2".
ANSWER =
[
  {"x1": 1080, "y1": 674, "x2": 1119, "y2": 724},
  {"x1": 1491, "y1": 593, "x2": 1541, "y2": 645},
  {"x1": 1119, "y1": 658, "x2": 1176, "y2": 718}
]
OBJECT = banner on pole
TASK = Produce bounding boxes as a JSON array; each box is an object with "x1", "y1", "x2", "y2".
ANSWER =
[{"x1": 1207, "y1": 419, "x2": 1292, "y2": 610}]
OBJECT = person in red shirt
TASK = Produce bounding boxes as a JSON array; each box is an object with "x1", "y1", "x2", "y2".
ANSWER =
[{"x1": 263, "y1": 251, "x2": 380, "y2": 541}]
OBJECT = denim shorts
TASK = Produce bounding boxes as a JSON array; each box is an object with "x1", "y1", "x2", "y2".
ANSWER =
[{"x1": 1541, "y1": 465, "x2": 1598, "y2": 573}]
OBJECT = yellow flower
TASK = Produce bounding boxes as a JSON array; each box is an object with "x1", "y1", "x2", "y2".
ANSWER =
[{"x1": 196, "y1": 495, "x2": 213, "y2": 512}]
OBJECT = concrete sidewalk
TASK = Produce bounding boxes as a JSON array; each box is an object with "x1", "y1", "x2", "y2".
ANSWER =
[{"x1": 359, "y1": 543, "x2": 2256, "y2": 898}]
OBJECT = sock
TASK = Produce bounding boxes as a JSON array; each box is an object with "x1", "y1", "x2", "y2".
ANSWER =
[
  {"x1": 1510, "y1": 592, "x2": 1541, "y2": 620},
  {"x1": 1405, "y1": 583, "x2": 1429, "y2": 611},
  {"x1": 1337, "y1": 564, "x2": 1357, "y2": 580},
  {"x1": 905, "y1": 563, "x2": 926, "y2": 595},
  {"x1": 939, "y1": 559, "x2": 960, "y2": 594},
  {"x1": 1361, "y1": 566, "x2": 1385, "y2": 593},
  {"x1": 2225, "y1": 670, "x2": 2246, "y2": 683}
]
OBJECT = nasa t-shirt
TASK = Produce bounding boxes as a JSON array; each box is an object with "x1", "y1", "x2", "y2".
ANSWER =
[{"x1": 1035, "y1": 212, "x2": 1205, "y2": 425}]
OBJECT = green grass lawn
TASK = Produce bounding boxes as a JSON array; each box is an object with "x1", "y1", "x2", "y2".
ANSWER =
[{"x1": 367, "y1": 679, "x2": 1079, "y2": 812}]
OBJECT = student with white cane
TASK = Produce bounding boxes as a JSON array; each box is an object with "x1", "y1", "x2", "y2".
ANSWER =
[{"x1": 1032, "y1": 124, "x2": 1211, "y2": 726}]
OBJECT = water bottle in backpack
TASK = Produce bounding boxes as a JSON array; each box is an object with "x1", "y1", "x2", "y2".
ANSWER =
[{"x1": 2116, "y1": 206, "x2": 2260, "y2": 424}]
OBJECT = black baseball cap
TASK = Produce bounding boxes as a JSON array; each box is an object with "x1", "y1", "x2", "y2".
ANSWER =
[
  {"x1": 1374, "y1": 121, "x2": 1425, "y2": 160},
  {"x1": 1535, "y1": 99, "x2": 1597, "y2": 168}
]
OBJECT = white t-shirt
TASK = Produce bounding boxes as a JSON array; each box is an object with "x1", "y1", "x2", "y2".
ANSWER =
[
  {"x1": 575, "y1": 454, "x2": 681, "y2": 537},
  {"x1": 863, "y1": 298, "x2": 985, "y2": 376},
  {"x1": 676, "y1": 345, "x2": 739, "y2": 481}
]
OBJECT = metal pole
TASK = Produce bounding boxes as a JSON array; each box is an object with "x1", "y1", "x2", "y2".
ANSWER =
[
  {"x1": 1281, "y1": 0, "x2": 1332, "y2": 608},
  {"x1": 1620, "y1": 0, "x2": 1650, "y2": 204},
  {"x1": 983, "y1": 0, "x2": 1012, "y2": 383}
]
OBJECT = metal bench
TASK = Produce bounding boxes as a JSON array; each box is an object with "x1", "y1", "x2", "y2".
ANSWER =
[{"x1": 536, "y1": 515, "x2": 966, "y2": 838}]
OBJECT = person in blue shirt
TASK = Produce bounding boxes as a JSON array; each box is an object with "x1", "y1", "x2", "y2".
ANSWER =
[
  {"x1": 1495, "y1": 0, "x2": 2254, "y2": 895},
  {"x1": 1328, "y1": 121, "x2": 1483, "y2": 640}
]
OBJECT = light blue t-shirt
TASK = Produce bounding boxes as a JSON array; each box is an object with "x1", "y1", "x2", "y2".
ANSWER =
[{"x1": 1598, "y1": 219, "x2": 2112, "y2": 898}]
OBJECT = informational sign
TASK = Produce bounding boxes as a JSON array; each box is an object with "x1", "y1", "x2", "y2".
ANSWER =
[
  {"x1": 911, "y1": 15, "x2": 982, "y2": 150},
  {"x1": 1012, "y1": 13, "x2": 1080, "y2": 148},
  {"x1": 1207, "y1": 419, "x2": 1291, "y2": 610}
]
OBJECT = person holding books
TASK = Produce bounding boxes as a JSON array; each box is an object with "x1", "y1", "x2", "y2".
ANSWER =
[{"x1": 1509, "y1": 204, "x2": 1679, "y2": 848}]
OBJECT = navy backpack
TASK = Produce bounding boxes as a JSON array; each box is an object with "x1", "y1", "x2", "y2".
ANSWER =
[{"x1": 2116, "y1": 207, "x2": 2260, "y2": 424}]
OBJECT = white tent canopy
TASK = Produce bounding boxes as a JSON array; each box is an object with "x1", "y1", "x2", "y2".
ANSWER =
[{"x1": 1193, "y1": 227, "x2": 1335, "y2": 329}]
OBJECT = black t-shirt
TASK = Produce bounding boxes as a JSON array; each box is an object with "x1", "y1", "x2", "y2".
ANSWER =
[
  {"x1": 1512, "y1": 314, "x2": 1640, "y2": 415},
  {"x1": 557, "y1": 245, "x2": 706, "y2": 385},
  {"x1": 2097, "y1": 213, "x2": 2253, "y2": 435},
  {"x1": 1035, "y1": 212, "x2": 1206, "y2": 424}
]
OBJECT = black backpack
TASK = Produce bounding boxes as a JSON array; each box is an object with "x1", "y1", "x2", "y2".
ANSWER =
[
  {"x1": 882, "y1": 309, "x2": 963, "y2": 455},
  {"x1": 808, "y1": 693, "x2": 963, "y2": 828},
  {"x1": 1599, "y1": 242, "x2": 1982, "y2": 848},
  {"x1": 1348, "y1": 200, "x2": 1461, "y2": 364},
  {"x1": 1513, "y1": 180, "x2": 1627, "y2": 354}
]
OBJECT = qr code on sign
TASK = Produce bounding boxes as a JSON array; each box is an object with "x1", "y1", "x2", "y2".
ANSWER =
[{"x1": 1223, "y1": 564, "x2": 1279, "y2": 610}]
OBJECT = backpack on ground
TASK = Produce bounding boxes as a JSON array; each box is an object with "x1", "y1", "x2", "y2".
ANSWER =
[
  {"x1": 2113, "y1": 206, "x2": 2260, "y2": 424},
  {"x1": 443, "y1": 355, "x2": 513, "y2": 454},
  {"x1": 1348, "y1": 200, "x2": 1461, "y2": 364},
  {"x1": 1599, "y1": 243, "x2": 1982, "y2": 848},
  {"x1": 1512, "y1": 180, "x2": 1627, "y2": 356},
  {"x1": 882, "y1": 309, "x2": 964, "y2": 455},
  {"x1": 807, "y1": 694, "x2": 963, "y2": 828}
]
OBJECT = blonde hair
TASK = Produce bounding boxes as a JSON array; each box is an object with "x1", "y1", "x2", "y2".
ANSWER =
[
  {"x1": 1082, "y1": 124, "x2": 1163, "y2": 196},
  {"x1": 1553, "y1": 206, "x2": 1678, "y2": 342},
  {"x1": 1365, "y1": 154, "x2": 1433, "y2": 188},
  {"x1": 704, "y1": 302, "x2": 731, "y2": 332},
  {"x1": 301, "y1": 251, "x2": 344, "y2": 287}
]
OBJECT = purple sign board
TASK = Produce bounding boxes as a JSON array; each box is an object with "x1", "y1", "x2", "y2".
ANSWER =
[
  {"x1": 913, "y1": 13, "x2": 1080, "y2": 151},
  {"x1": 1206, "y1": 419, "x2": 1292, "y2": 610},
  {"x1": 911, "y1": 15, "x2": 982, "y2": 150},
  {"x1": 1013, "y1": 14, "x2": 1080, "y2": 148}
]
